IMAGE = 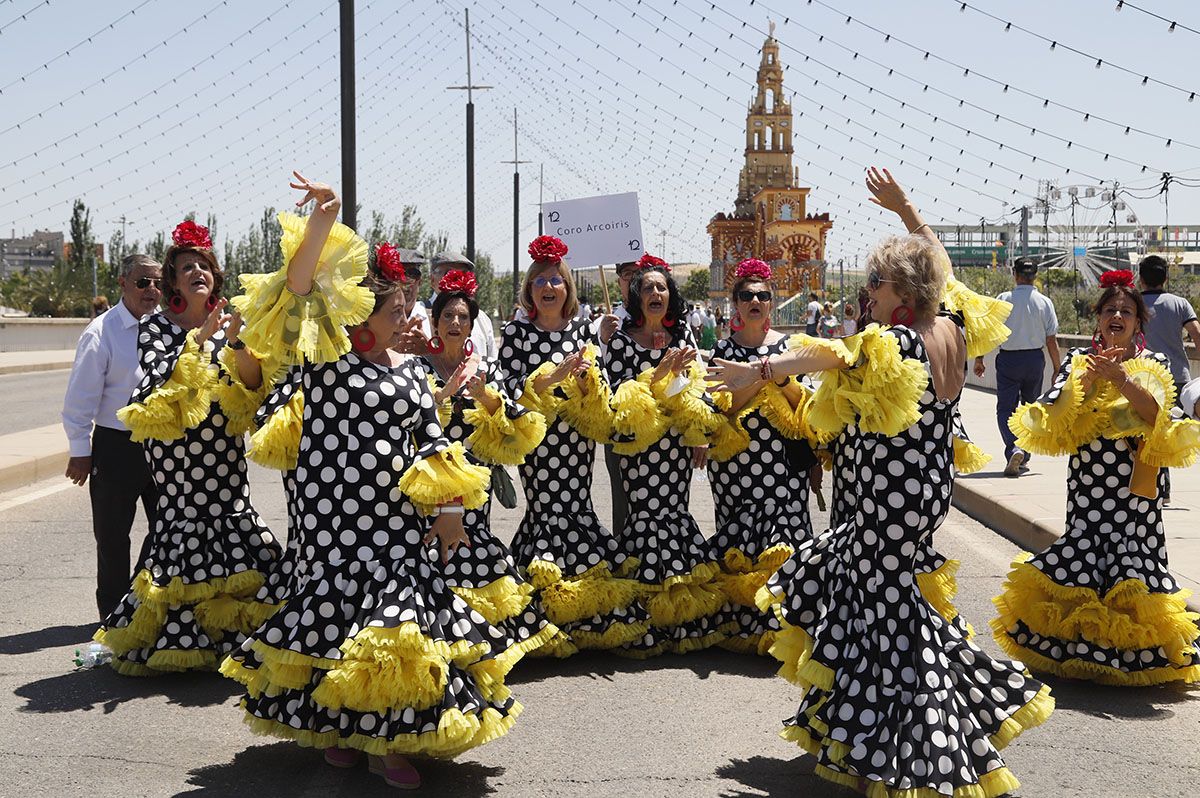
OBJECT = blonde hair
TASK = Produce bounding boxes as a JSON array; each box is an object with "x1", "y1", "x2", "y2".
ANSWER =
[
  {"x1": 520, "y1": 260, "x2": 579, "y2": 320},
  {"x1": 866, "y1": 235, "x2": 947, "y2": 321}
]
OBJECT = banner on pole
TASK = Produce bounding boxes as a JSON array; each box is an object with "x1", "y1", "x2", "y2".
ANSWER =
[{"x1": 542, "y1": 192, "x2": 644, "y2": 268}]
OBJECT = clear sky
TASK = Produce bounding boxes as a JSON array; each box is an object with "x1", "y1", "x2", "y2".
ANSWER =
[{"x1": 3, "y1": 0, "x2": 1200, "y2": 268}]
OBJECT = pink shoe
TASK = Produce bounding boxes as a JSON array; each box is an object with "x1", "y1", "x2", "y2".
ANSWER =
[
  {"x1": 368, "y1": 754, "x2": 422, "y2": 790},
  {"x1": 323, "y1": 746, "x2": 360, "y2": 769}
]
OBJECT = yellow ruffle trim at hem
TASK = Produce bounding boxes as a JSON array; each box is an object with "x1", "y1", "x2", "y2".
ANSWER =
[
  {"x1": 534, "y1": 568, "x2": 640, "y2": 626},
  {"x1": 952, "y1": 435, "x2": 991, "y2": 475},
  {"x1": 718, "y1": 545, "x2": 794, "y2": 607},
  {"x1": 246, "y1": 387, "x2": 304, "y2": 471},
  {"x1": 991, "y1": 623, "x2": 1200, "y2": 686},
  {"x1": 397, "y1": 442, "x2": 492, "y2": 516},
  {"x1": 450, "y1": 576, "x2": 535, "y2": 626},
  {"x1": 993, "y1": 556, "x2": 1200, "y2": 665},
  {"x1": 116, "y1": 330, "x2": 217, "y2": 442},
  {"x1": 719, "y1": 631, "x2": 777, "y2": 657},
  {"x1": 233, "y1": 213, "x2": 372, "y2": 367},
  {"x1": 570, "y1": 621, "x2": 651, "y2": 651}
]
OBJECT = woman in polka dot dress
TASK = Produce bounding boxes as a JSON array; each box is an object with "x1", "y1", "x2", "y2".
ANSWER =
[
  {"x1": 602, "y1": 255, "x2": 729, "y2": 658},
  {"x1": 712, "y1": 181, "x2": 1052, "y2": 797},
  {"x1": 95, "y1": 220, "x2": 281, "y2": 676},
  {"x1": 416, "y1": 267, "x2": 568, "y2": 658},
  {"x1": 995, "y1": 269, "x2": 1200, "y2": 686},
  {"x1": 703, "y1": 258, "x2": 818, "y2": 656},
  {"x1": 498, "y1": 236, "x2": 645, "y2": 652},
  {"x1": 221, "y1": 175, "x2": 530, "y2": 789}
]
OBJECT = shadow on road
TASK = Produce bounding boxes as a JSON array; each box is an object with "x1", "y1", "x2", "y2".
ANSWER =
[
  {"x1": 0, "y1": 623, "x2": 97, "y2": 655},
  {"x1": 508, "y1": 647, "x2": 779, "y2": 686},
  {"x1": 15, "y1": 668, "x2": 239, "y2": 715},
  {"x1": 177, "y1": 742, "x2": 502, "y2": 796},
  {"x1": 715, "y1": 753, "x2": 854, "y2": 798},
  {"x1": 1041, "y1": 675, "x2": 1196, "y2": 721}
]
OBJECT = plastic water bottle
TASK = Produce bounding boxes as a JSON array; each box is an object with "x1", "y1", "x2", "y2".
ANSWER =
[{"x1": 73, "y1": 642, "x2": 111, "y2": 668}]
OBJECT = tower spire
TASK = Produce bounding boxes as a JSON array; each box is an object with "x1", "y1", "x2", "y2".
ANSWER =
[{"x1": 735, "y1": 26, "x2": 796, "y2": 215}]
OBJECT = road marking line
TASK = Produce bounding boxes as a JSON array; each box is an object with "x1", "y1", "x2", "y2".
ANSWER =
[{"x1": 0, "y1": 479, "x2": 73, "y2": 512}]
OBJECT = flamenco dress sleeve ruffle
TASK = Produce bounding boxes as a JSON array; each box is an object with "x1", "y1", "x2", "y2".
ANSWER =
[
  {"x1": 756, "y1": 324, "x2": 1053, "y2": 797},
  {"x1": 705, "y1": 337, "x2": 817, "y2": 657},
  {"x1": 941, "y1": 275, "x2": 1014, "y2": 359},
  {"x1": 96, "y1": 316, "x2": 284, "y2": 675},
  {"x1": 498, "y1": 320, "x2": 647, "y2": 655},
  {"x1": 220, "y1": 351, "x2": 543, "y2": 759},
  {"x1": 422, "y1": 358, "x2": 572, "y2": 660},
  {"x1": 601, "y1": 331, "x2": 730, "y2": 658},
  {"x1": 995, "y1": 350, "x2": 1200, "y2": 685}
]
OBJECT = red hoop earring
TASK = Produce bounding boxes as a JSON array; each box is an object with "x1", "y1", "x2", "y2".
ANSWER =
[
  {"x1": 890, "y1": 305, "x2": 915, "y2": 327},
  {"x1": 1091, "y1": 330, "x2": 1104, "y2": 352},
  {"x1": 204, "y1": 294, "x2": 219, "y2": 312},
  {"x1": 633, "y1": 316, "x2": 644, "y2": 327},
  {"x1": 662, "y1": 314, "x2": 675, "y2": 327},
  {"x1": 527, "y1": 306, "x2": 537, "y2": 320},
  {"x1": 428, "y1": 336, "x2": 445, "y2": 354},
  {"x1": 463, "y1": 339, "x2": 475, "y2": 357},
  {"x1": 729, "y1": 313, "x2": 745, "y2": 332},
  {"x1": 351, "y1": 326, "x2": 375, "y2": 353},
  {"x1": 168, "y1": 294, "x2": 186, "y2": 314},
  {"x1": 1134, "y1": 331, "x2": 1146, "y2": 353},
  {"x1": 763, "y1": 318, "x2": 771, "y2": 332}
]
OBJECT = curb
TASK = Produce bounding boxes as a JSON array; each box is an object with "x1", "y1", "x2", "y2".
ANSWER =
[
  {"x1": 0, "y1": 361, "x2": 72, "y2": 376},
  {"x1": 0, "y1": 426, "x2": 70, "y2": 494},
  {"x1": 952, "y1": 479, "x2": 1200, "y2": 613}
]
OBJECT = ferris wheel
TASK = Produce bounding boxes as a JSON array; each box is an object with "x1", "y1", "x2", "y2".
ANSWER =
[{"x1": 1030, "y1": 182, "x2": 1147, "y2": 286}]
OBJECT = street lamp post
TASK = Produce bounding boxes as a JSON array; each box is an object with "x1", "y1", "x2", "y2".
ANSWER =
[{"x1": 446, "y1": 9, "x2": 492, "y2": 262}]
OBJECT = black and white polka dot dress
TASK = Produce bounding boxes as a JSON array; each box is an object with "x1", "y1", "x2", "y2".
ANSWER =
[
  {"x1": 222, "y1": 352, "x2": 535, "y2": 757},
  {"x1": 761, "y1": 326, "x2": 1052, "y2": 796},
  {"x1": 497, "y1": 317, "x2": 647, "y2": 650},
  {"x1": 416, "y1": 354, "x2": 566, "y2": 658},
  {"x1": 995, "y1": 347, "x2": 1200, "y2": 685},
  {"x1": 95, "y1": 313, "x2": 283, "y2": 676},
  {"x1": 602, "y1": 326, "x2": 729, "y2": 657},
  {"x1": 705, "y1": 335, "x2": 814, "y2": 655}
]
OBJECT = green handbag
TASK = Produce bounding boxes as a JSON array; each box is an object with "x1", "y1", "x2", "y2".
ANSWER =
[{"x1": 490, "y1": 465, "x2": 518, "y2": 509}]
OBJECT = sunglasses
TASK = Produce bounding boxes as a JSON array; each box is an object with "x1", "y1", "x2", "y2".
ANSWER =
[
  {"x1": 133, "y1": 277, "x2": 163, "y2": 290},
  {"x1": 736, "y1": 290, "x2": 772, "y2": 303},
  {"x1": 533, "y1": 275, "x2": 565, "y2": 288},
  {"x1": 866, "y1": 272, "x2": 897, "y2": 290}
]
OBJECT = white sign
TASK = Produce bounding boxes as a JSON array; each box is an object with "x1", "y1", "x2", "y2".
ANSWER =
[{"x1": 542, "y1": 192, "x2": 644, "y2": 268}]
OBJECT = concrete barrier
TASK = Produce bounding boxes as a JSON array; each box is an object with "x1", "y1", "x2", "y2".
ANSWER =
[{"x1": 0, "y1": 317, "x2": 88, "y2": 352}]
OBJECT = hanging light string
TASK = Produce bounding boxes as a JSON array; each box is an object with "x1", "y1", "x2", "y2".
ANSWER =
[
  {"x1": 1114, "y1": 1, "x2": 1200, "y2": 38},
  {"x1": 0, "y1": 0, "x2": 156, "y2": 94},
  {"x1": 955, "y1": 1, "x2": 1200, "y2": 100},
  {"x1": 0, "y1": 0, "x2": 49, "y2": 35},
  {"x1": 801, "y1": 0, "x2": 1200, "y2": 154}
]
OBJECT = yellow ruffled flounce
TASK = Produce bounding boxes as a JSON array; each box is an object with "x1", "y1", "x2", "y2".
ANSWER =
[
  {"x1": 717, "y1": 545, "x2": 793, "y2": 607},
  {"x1": 233, "y1": 213, "x2": 373, "y2": 367},
  {"x1": 952, "y1": 435, "x2": 991, "y2": 474},
  {"x1": 941, "y1": 276, "x2": 1014, "y2": 360},
  {"x1": 215, "y1": 345, "x2": 271, "y2": 436},
  {"x1": 450, "y1": 576, "x2": 534, "y2": 626},
  {"x1": 756, "y1": 379, "x2": 817, "y2": 443},
  {"x1": 791, "y1": 328, "x2": 929, "y2": 444},
  {"x1": 246, "y1": 388, "x2": 304, "y2": 471},
  {"x1": 708, "y1": 403, "x2": 754, "y2": 462},
  {"x1": 652, "y1": 362, "x2": 724, "y2": 447},
  {"x1": 462, "y1": 391, "x2": 548, "y2": 466},
  {"x1": 555, "y1": 344, "x2": 615, "y2": 443},
  {"x1": 526, "y1": 560, "x2": 640, "y2": 627},
  {"x1": 642, "y1": 562, "x2": 728, "y2": 627},
  {"x1": 993, "y1": 555, "x2": 1200, "y2": 676},
  {"x1": 397, "y1": 442, "x2": 492, "y2": 516},
  {"x1": 117, "y1": 330, "x2": 217, "y2": 443},
  {"x1": 610, "y1": 377, "x2": 669, "y2": 455}
]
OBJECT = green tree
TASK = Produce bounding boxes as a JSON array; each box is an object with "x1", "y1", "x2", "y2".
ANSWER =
[{"x1": 681, "y1": 269, "x2": 710, "y2": 302}]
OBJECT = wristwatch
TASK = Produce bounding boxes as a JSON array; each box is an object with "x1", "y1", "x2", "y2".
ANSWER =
[{"x1": 227, "y1": 338, "x2": 246, "y2": 351}]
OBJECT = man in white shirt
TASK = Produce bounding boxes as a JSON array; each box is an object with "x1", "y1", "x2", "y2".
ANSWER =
[
  {"x1": 594, "y1": 260, "x2": 639, "y2": 534},
  {"x1": 687, "y1": 303, "x2": 704, "y2": 342},
  {"x1": 975, "y1": 257, "x2": 1060, "y2": 477},
  {"x1": 805, "y1": 293, "x2": 821, "y2": 336},
  {"x1": 426, "y1": 250, "x2": 496, "y2": 360},
  {"x1": 62, "y1": 253, "x2": 163, "y2": 620}
]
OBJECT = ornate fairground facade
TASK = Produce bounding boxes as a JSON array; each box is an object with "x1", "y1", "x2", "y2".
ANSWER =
[{"x1": 707, "y1": 26, "x2": 833, "y2": 298}]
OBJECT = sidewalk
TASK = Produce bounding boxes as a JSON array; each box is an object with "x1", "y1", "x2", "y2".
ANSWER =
[
  {"x1": 0, "y1": 349, "x2": 75, "y2": 375},
  {"x1": 0, "y1": 424, "x2": 68, "y2": 493},
  {"x1": 953, "y1": 385, "x2": 1200, "y2": 606}
]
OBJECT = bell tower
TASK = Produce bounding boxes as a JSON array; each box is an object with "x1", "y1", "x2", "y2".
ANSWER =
[{"x1": 735, "y1": 22, "x2": 798, "y2": 216}]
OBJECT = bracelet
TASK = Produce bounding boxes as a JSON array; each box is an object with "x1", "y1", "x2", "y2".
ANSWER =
[
  {"x1": 436, "y1": 505, "x2": 465, "y2": 516},
  {"x1": 907, "y1": 222, "x2": 931, "y2": 234},
  {"x1": 759, "y1": 355, "x2": 773, "y2": 382},
  {"x1": 227, "y1": 338, "x2": 246, "y2": 351}
]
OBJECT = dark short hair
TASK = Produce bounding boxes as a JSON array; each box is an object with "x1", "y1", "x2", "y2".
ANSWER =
[
  {"x1": 1138, "y1": 255, "x2": 1168, "y2": 288},
  {"x1": 431, "y1": 289, "x2": 479, "y2": 330},
  {"x1": 1092, "y1": 284, "x2": 1149, "y2": 330},
  {"x1": 625, "y1": 266, "x2": 687, "y2": 343},
  {"x1": 809, "y1": 292, "x2": 818, "y2": 300},
  {"x1": 1013, "y1": 257, "x2": 1038, "y2": 277}
]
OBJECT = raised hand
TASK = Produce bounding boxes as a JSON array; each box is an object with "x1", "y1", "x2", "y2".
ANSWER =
[
  {"x1": 394, "y1": 316, "x2": 429, "y2": 355},
  {"x1": 289, "y1": 170, "x2": 340, "y2": 213},
  {"x1": 598, "y1": 313, "x2": 620, "y2": 343},
  {"x1": 705, "y1": 357, "x2": 760, "y2": 393},
  {"x1": 865, "y1": 167, "x2": 910, "y2": 215},
  {"x1": 195, "y1": 297, "x2": 229, "y2": 346}
]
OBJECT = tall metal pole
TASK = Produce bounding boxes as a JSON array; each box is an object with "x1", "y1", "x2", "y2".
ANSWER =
[
  {"x1": 447, "y1": 9, "x2": 492, "y2": 262},
  {"x1": 537, "y1": 163, "x2": 544, "y2": 236},
  {"x1": 502, "y1": 109, "x2": 531, "y2": 317},
  {"x1": 339, "y1": 0, "x2": 356, "y2": 230}
]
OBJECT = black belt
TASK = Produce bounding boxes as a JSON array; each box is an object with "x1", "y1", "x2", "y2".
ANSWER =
[{"x1": 999, "y1": 347, "x2": 1042, "y2": 353}]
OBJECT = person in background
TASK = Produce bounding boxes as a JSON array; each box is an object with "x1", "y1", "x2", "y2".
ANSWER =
[
  {"x1": 857, "y1": 285, "x2": 870, "y2": 320},
  {"x1": 426, "y1": 250, "x2": 496, "y2": 360},
  {"x1": 699, "y1": 302, "x2": 717, "y2": 350},
  {"x1": 687, "y1": 302, "x2": 704, "y2": 343},
  {"x1": 975, "y1": 257, "x2": 1059, "y2": 477},
  {"x1": 62, "y1": 253, "x2": 163, "y2": 620},
  {"x1": 715, "y1": 306, "x2": 727, "y2": 340},
  {"x1": 804, "y1": 292, "x2": 821, "y2": 336},
  {"x1": 818, "y1": 301, "x2": 840, "y2": 338},
  {"x1": 841, "y1": 300, "x2": 859, "y2": 336},
  {"x1": 92, "y1": 295, "x2": 110, "y2": 317},
  {"x1": 1138, "y1": 254, "x2": 1200, "y2": 502},
  {"x1": 1183, "y1": 376, "x2": 1200, "y2": 420}
]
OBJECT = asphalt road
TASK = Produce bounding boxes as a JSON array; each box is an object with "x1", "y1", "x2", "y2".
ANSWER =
[
  {"x1": 2, "y1": 458, "x2": 1198, "y2": 798},
  {"x1": 0, "y1": 369, "x2": 70, "y2": 436}
]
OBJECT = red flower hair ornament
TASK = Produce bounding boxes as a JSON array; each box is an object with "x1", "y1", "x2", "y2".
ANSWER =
[
  {"x1": 1099, "y1": 269, "x2": 1135, "y2": 289},
  {"x1": 374, "y1": 242, "x2": 407, "y2": 283},
  {"x1": 636, "y1": 253, "x2": 670, "y2": 272},
  {"x1": 528, "y1": 235, "x2": 569, "y2": 264},
  {"x1": 438, "y1": 269, "x2": 477, "y2": 298},
  {"x1": 734, "y1": 258, "x2": 772, "y2": 281},
  {"x1": 171, "y1": 220, "x2": 212, "y2": 250}
]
